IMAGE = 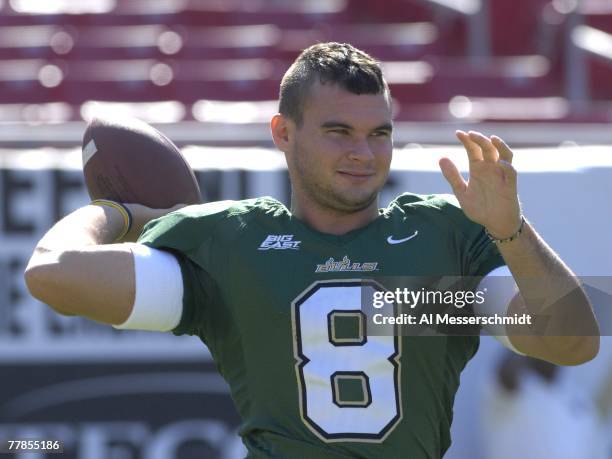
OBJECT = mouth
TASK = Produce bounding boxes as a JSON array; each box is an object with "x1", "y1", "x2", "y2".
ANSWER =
[{"x1": 337, "y1": 171, "x2": 376, "y2": 178}]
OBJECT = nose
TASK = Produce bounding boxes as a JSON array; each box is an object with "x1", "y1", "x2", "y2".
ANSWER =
[{"x1": 347, "y1": 137, "x2": 374, "y2": 161}]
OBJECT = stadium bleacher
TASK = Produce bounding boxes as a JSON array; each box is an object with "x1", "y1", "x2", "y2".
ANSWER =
[{"x1": 0, "y1": 0, "x2": 610, "y2": 127}]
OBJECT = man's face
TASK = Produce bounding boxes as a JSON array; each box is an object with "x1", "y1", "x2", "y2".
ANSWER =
[{"x1": 286, "y1": 82, "x2": 393, "y2": 214}]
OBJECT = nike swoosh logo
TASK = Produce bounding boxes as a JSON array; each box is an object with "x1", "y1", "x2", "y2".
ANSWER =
[{"x1": 387, "y1": 230, "x2": 419, "y2": 245}]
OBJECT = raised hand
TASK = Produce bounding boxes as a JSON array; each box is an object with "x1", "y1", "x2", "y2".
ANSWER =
[{"x1": 439, "y1": 130, "x2": 522, "y2": 239}]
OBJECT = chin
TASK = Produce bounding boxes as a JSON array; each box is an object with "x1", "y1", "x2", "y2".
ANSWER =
[{"x1": 332, "y1": 190, "x2": 378, "y2": 212}]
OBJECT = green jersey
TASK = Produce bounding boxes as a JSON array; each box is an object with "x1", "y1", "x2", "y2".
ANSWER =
[{"x1": 138, "y1": 193, "x2": 504, "y2": 459}]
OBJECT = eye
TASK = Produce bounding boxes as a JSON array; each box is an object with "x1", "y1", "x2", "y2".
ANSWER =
[
  {"x1": 371, "y1": 130, "x2": 391, "y2": 138},
  {"x1": 328, "y1": 128, "x2": 349, "y2": 135}
]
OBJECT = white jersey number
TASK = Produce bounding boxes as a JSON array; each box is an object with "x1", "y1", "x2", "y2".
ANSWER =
[{"x1": 291, "y1": 280, "x2": 402, "y2": 443}]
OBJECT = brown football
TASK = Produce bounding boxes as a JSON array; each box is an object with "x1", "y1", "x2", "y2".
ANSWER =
[{"x1": 82, "y1": 116, "x2": 201, "y2": 208}]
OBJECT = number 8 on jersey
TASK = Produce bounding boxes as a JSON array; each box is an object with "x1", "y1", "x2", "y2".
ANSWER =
[{"x1": 291, "y1": 280, "x2": 403, "y2": 442}]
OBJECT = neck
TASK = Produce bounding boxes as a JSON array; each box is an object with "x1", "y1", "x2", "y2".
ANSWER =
[{"x1": 290, "y1": 193, "x2": 380, "y2": 235}]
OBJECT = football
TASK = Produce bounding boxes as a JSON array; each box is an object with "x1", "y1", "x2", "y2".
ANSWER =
[{"x1": 82, "y1": 116, "x2": 202, "y2": 208}]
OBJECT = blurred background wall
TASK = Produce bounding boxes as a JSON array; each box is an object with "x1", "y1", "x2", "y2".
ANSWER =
[{"x1": 0, "y1": 0, "x2": 611, "y2": 458}]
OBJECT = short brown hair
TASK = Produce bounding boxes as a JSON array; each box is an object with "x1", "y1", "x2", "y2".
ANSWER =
[{"x1": 279, "y1": 42, "x2": 388, "y2": 125}]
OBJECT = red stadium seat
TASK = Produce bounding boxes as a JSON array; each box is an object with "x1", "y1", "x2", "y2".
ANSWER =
[
  {"x1": 582, "y1": 7, "x2": 612, "y2": 35},
  {"x1": 389, "y1": 55, "x2": 558, "y2": 104},
  {"x1": 180, "y1": 24, "x2": 282, "y2": 60},
  {"x1": 178, "y1": 0, "x2": 349, "y2": 28},
  {"x1": 584, "y1": 55, "x2": 612, "y2": 100},
  {"x1": 67, "y1": 24, "x2": 174, "y2": 59},
  {"x1": 345, "y1": 0, "x2": 433, "y2": 23},
  {"x1": 61, "y1": 59, "x2": 177, "y2": 103},
  {"x1": 0, "y1": 25, "x2": 74, "y2": 59},
  {"x1": 570, "y1": 24, "x2": 612, "y2": 100},
  {"x1": 172, "y1": 59, "x2": 282, "y2": 103},
  {"x1": 279, "y1": 22, "x2": 445, "y2": 61},
  {"x1": 488, "y1": 0, "x2": 551, "y2": 55},
  {"x1": 0, "y1": 58, "x2": 65, "y2": 103},
  {"x1": 57, "y1": 58, "x2": 283, "y2": 105}
]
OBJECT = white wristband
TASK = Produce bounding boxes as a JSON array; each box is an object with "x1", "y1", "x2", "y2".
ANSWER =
[{"x1": 113, "y1": 244, "x2": 183, "y2": 332}]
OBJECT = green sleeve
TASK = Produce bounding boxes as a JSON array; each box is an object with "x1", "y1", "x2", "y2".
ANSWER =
[
  {"x1": 157, "y1": 250, "x2": 216, "y2": 339},
  {"x1": 136, "y1": 203, "x2": 231, "y2": 342}
]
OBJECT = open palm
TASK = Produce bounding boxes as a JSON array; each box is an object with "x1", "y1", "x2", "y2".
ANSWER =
[{"x1": 439, "y1": 131, "x2": 522, "y2": 239}]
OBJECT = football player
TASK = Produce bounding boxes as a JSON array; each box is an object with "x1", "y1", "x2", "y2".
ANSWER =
[{"x1": 25, "y1": 43, "x2": 599, "y2": 458}]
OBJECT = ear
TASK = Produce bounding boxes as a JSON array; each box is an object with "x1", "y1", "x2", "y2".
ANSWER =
[{"x1": 270, "y1": 113, "x2": 292, "y2": 153}]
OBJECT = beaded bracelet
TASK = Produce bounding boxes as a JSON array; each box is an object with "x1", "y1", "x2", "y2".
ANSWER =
[
  {"x1": 90, "y1": 199, "x2": 133, "y2": 241},
  {"x1": 485, "y1": 216, "x2": 525, "y2": 244}
]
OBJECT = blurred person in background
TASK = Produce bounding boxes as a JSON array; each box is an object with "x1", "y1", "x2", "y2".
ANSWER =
[
  {"x1": 596, "y1": 364, "x2": 612, "y2": 456},
  {"x1": 482, "y1": 352, "x2": 608, "y2": 459}
]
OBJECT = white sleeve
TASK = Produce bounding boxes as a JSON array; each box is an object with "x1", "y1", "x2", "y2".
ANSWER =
[
  {"x1": 475, "y1": 266, "x2": 525, "y2": 355},
  {"x1": 112, "y1": 243, "x2": 184, "y2": 332}
]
